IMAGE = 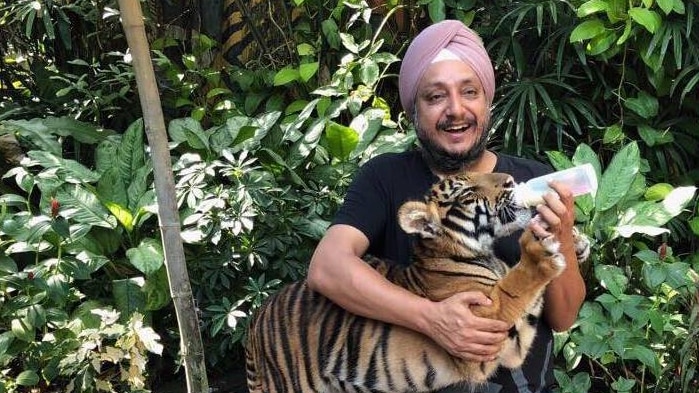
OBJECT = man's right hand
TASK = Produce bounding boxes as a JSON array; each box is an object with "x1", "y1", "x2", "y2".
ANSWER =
[{"x1": 422, "y1": 291, "x2": 510, "y2": 361}]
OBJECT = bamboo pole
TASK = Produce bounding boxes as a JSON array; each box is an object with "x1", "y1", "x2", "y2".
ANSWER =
[{"x1": 117, "y1": 1, "x2": 209, "y2": 392}]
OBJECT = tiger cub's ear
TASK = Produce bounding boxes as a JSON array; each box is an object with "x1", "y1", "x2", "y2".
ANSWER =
[{"x1": 398, "y1": 201, "x2": 442, "y2": 238}]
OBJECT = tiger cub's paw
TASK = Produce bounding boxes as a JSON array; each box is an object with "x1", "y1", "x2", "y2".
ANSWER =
[
  {"x1": 519, "y1": 229, "x2": 566, "y2": 278},
  {"x1": 573, "y1": 227, "x2": 591, "y2": 264}
]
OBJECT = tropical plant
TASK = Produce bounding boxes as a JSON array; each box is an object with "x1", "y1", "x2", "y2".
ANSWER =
[{"x1": 547, "y1": 141, "x2": 698, "y2": 393}]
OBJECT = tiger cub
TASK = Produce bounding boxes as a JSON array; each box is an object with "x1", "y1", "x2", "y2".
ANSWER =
[{"x1": 245, "y1": 172, "x2": 589, "y2": 393}]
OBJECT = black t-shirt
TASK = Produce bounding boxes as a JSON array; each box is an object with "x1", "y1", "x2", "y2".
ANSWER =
[{"x1": 332, "y1": 150, "x2": 554, "y2": 393}]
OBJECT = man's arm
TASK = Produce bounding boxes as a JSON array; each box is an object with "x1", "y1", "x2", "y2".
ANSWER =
[
  {"x1": 531, "y1": 181, "x2": 587, "y2": 331},
  {"x1": 307, "y1": 224, "x2": 510, "y2": 361}
]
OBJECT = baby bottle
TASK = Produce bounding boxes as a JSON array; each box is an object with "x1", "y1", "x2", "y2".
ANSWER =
[{"x1": 514, "y1": 163, "x2": 598, "y2": 207}]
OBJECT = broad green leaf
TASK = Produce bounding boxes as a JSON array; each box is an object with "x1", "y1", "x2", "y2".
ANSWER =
[
  {"x1": 689, "y1": 217, "x2": 699, "y2": 236},
  {"x1": 596, "y1": 142, "x2": 640, "y2": 212},
  {"x1": 168, "y1": 117, "x2": 208, "y2": 150},
  {"x1": 0, "y1": 194, "x2": 27, "y2": 207},
  {"x1": 570, "y1": 19, "x2": 606, "y2": 42},
  {"x1": 55, "y1": 184, "x2": 117, "y2": 228},
  {"x1": 26, "y1": 304, "x2": 46, "y2": 328},
  {"x1": 644, "y1": 183, "x2": 673, "y2": 201},
  {"x1": 127, "y1": 164, "x2": 153, "y2": 212},
  {"x1": 26, "y1": 151, "x2": 101, "y2": 184},
  {"x1": 143, "y1": 267, "x2": 171, "y2": 311},
  {"x1": 595, "y1": 264, "x2": 628, "y2": 297},
  {"x1": 118, "y1": 120, "x2": 146, "y2": 187},
  {"x1": 642, "y1": 263, "x2": 667, "y2": 289},
  {"x1": 297, "y1": 43, "x2": 315, "y2": 56},
  {"x1": 577, "y1": 0, "x2": 608, "y2": 17},
  {"x1": 97, "y1": 166, "x2": 128, "y2": 207},
  {"x1": 427, "y1": 0, "x2": 446, "y2": 21},
  {"x1": 588, "y1": 31, "x2": 617, "y2": 55},
  {"x1": 11, "y1": 318, "x2": 34, "y2": 342},
  {"x1": 0, "y1": 119, "x2": 61, "y2": 155},
  {"x1": 105, "y1": 202, "x2": 134, "y2": 232},
  {"x1": 15, "y1": 370, "x2": 40, "y2": 386},
  {"x1": 657, "y1": 0, "x2": 674, "y2": 14},
  {"x1": 546, "y1": 151, "x2": 573, "y2": 171},
  {"x1": 325, "y1": 121, "x2": 359, "y2": 161},
  {"x1": 349, "y1": 109, "x2": 385, "y2": 159},
  {"x1": 661, "y1": 186, "x2": 696, "y2": 216},
  {"x1": 0, "y1": 256, "x2": 18, "y2": 273},
  {"x1": 112, "y1": 277, "x2": 146, "y2": 321},
  {"x1": 287, "y1": 117, "x2": 326, "y2": 168},
  {"x1": 637, "y1": 124, "x2": 673, "y2": 146},
  {"x1": 126, "y1": 238, "x2": 164, "y2": 275},
  {"x1": 339, "y1": 32, "x2": 359, "y2": 53},
  {"x1": 624, "y1": 346, "x2": 661, "y2": 376},
  {"x1": 603, "y1": 123, "x2": 625, "y2": 144},
  {"x1": 360, "y1": 59, "x2": 380, "y2": 86},
  {"x1": 299, "y1": 62, "x2": 319, "y2": 82},
  {"x1": 95, "y1": 136, "x2": 120, "y2": 174},
  {"x1": 624, "y1": 92, "x2": 658, "y2": 118},
  {"x1": 273, "y1": 67, "x2": 299, "y2": 86},
  {"x1": 0, "y1": 331, "x2": 14, "y2": 355},
  {"x1": 628, "y1": 7, "x2": 662, "y2": 33}
]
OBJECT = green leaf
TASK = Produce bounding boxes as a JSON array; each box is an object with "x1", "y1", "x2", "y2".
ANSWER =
[
  {"x1": 118, "y1": 120, "x2": 146, "y2": 186},
  {"x1": 349, "y1": 109, "x2": 386, "y2": 159},
  {"x1": 16, "y1": 370, "x2": 40, "y2": 386},
  {"x1": 112, "y1": 277, "x2": 146, "y2": 320},
  {"x1": 0, "y1": 256, "x2": 18, "y2": 273},
  {"x1": 427, "y1": 0, "x2": 446, "y2": 21},
  {"x1": 360, "y1": 59, "x2": 380, "y2": 86},
  {"x1": 644, "y1": 183, "x2": 673, "y2": 201},
  {"x1": 624, "y1": 91, "x2": 658, "y2": 118},
  {"x1": 596, "y1": 142, "x2": 640, "y2": 212},
  {"x1": 105, "y1": 202, "x2": 134, "y2": 232},
  {"x1": 126, "y1": 238, "x2": 164, "y2": 275},
  {"x1": 97, "y1": 167, "x2": 128, "y2": 207},
  {"x1": 595, "y1": 265, "x2": 628, "y2": 297},
  {"x1": 657, "y1": 0, "x2": 674, "y2": 14},
  {"x1": 273, "y1": 67, "x2": 300, "y2": 86},
  {"x1": 127, "y1": 164, "x2": 153, "y2": 212},
  {"x1": 339, "y1": 32, "x2": 360, "y2": 53},
  {"x1": 325, "y1": 121, "x2": 359, "y2": 161},
  {"x1": 603, "y1": 123, "x2": 625, "y2": 144},
  {"x1": 628, "y1": 7, "x2": 662, "y2": 33},
  {"x1": 168, "y1": 117, "x2": 208, "y2": 150},
  {"x1": 11, "y1": 318, "x2": 34, "y2": 342},
  {"x1": 624, "y1": 346, "x2": 661, "y2": 375},
  {"x1": 299, "y1": 62, "x2": 319, "y2": 82},
  {"x1": 55, "y1": 184, "x2": 117, "y2": 228},
  {"x1": 689, "y1": 217, "x2": 699, "y2": 236},
  {"x1": 577, "y1": 0, "x2": 609, "y2": 17},
  {"x1": 144, "y1": 267, "x2": 171, "y2": 311},
  {"x1": 570, "y1": 19, "x2": 607, "y2": 42},
  {"x1": 95, "y1": 136, "x2": 120, "y2": 174},
  {"x1": 26, "y1": 151, "x2": 101, "y2": 184},
  {"x1": 287, "y1": 117, "x2": 326, "y2": 168}
]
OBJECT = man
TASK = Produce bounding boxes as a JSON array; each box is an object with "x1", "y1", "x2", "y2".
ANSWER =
[{"x1": 307, "y1": 20, "x2": 585, "y2": 392}]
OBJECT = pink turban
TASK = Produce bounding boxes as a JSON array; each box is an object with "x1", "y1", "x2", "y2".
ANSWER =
[{"x1": 398, "y1": 20, "x2": 495, "y2": 115}]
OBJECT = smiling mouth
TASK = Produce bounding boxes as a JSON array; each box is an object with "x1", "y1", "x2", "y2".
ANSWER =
[{"x1": 441, "y1": 124, "x2": 472, "y2": 133}]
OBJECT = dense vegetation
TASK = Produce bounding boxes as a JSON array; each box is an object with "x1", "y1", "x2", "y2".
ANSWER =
[{"x1": 0, "y1": 0, "x2": 697, "y2": 392}]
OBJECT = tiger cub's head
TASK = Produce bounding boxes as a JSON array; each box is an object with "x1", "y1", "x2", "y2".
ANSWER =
[{"x1": 398, "y1": 172, "x2": 532, "y2": 255}]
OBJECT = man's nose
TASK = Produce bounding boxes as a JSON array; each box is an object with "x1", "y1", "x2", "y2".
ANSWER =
[{"x1": 445, "y1": 92, "x2": 466, "y2": 118}]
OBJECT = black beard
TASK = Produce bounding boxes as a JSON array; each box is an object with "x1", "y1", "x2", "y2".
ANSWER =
[{"x1": 417, "y1": 125, "x2": 489, "y2": 174}]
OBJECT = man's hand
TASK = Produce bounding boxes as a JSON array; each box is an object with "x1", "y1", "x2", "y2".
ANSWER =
[{"x1": 423, "y1": 291, "x2": 509, "y2": 361}]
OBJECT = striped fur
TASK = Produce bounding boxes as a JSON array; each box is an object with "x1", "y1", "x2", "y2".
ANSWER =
[{"x1": 246, "y1": 172, "x2": 589, "y2": 392}]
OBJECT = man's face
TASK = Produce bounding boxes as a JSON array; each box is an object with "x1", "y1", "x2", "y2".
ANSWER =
[{"x1": 414, "y1": 60, "x2": 490, "y2": 172}]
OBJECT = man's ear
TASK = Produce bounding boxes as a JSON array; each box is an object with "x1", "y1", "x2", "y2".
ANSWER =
[{"x1": 398, "y1": 201, "x2": 441, "y2": 238}]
